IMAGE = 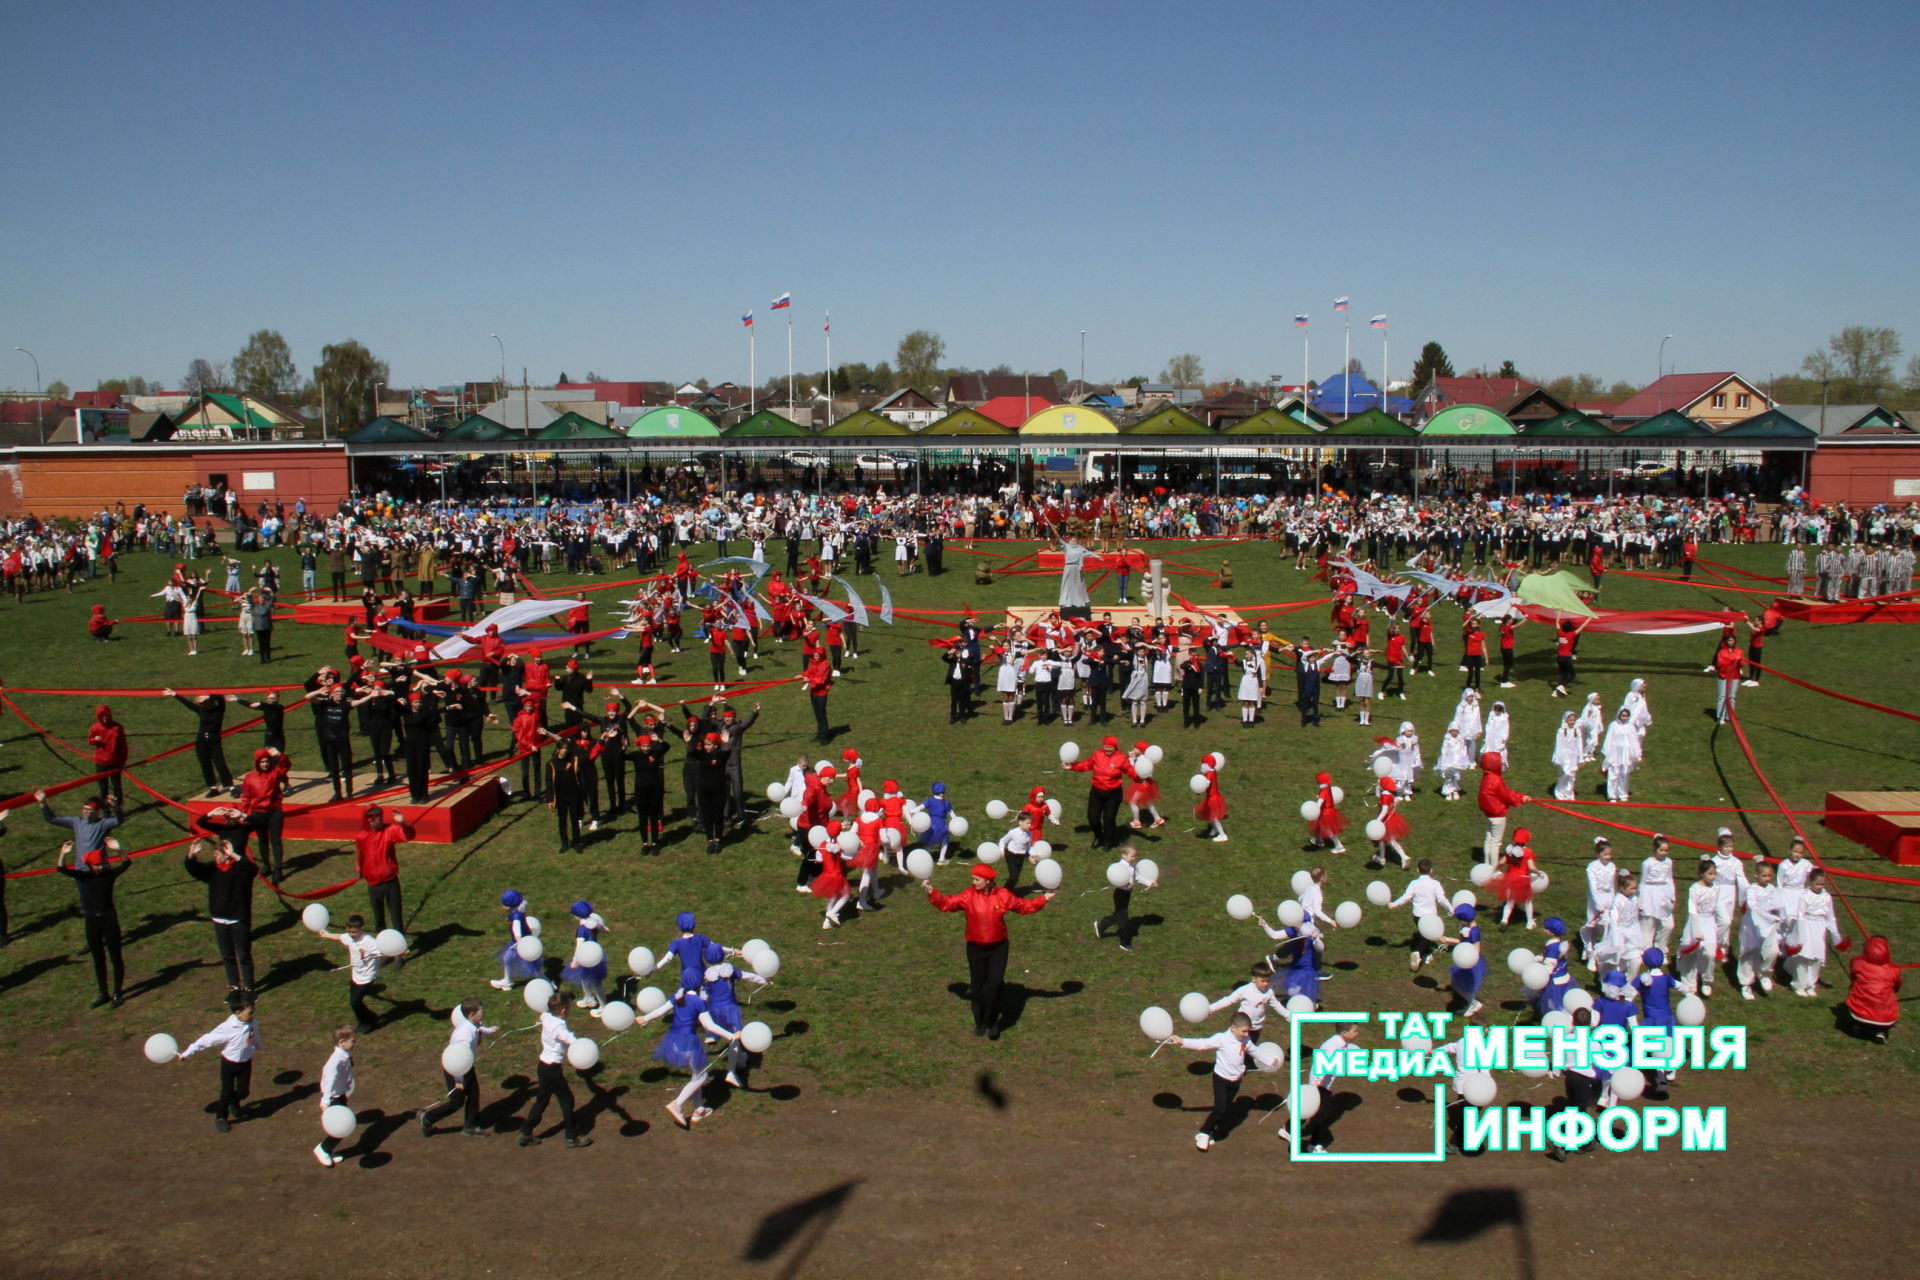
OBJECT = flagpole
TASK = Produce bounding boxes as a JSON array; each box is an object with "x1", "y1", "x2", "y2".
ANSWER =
[
  {"x1": 1303, "y1": 330, "x2": 1309, "y2": 402},
  {"x1": 825, "y1": 314, "x2": 832, "y2": 424},
  {"x1": 1343, "y1": 318, "x2": 1351, "y2": 416},
  {"x1": 786, "y1": 316, "x2": 794, "y2": 420},
  {"x1": 749, "y1": 326, "x2": 756, "y2": 413},
  {"x1": 1383, "y1": 329, "x2": 1390, "y2": 413}
]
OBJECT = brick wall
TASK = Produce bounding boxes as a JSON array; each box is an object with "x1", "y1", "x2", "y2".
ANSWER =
[{"x1": 0, "y1": 446, "x2": 352, "y2": 520}]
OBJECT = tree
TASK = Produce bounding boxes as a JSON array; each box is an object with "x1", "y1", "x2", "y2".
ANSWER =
[
  {"x1": 1163, "y1": 353, "x2": 1204, "y2": 389},
  {"x1": 582, "y1": 370, "x2": 604, "y2": 383},
  {"x1": 1803, "y1": 326, "x2": 1901, "y2": 400},
  {"x1": 1345, "y1": 357, "x2": 1369, "y2": 380},
  {"x1": 1542, "y1": 373, "x2": 1605, "y2": 402},
  {"x1": 45, "y1": 379, "x2": 69, "y2": 400},
  {"x1": 895, "y1": 330, "x2": 947, "y2": 391},
  {"x1": 1048, "y1": 368, "x2": 1069, "y2": 387},
  {"x1": 1906, "y1": 354, "x2": 1920, "y2": 397},
  {"x1": 231, "y1": 329, "x2": 300, "y2": 402},
  {"x1": 312, "y1": 340, "x2": 389, "y2": 435},
  {"x1": 1407, "y1": 341, "x2": 1455, "y2": 393},
  {"x1": 183, "y1": 358, "x2": 226, "y2": 394},
  {"x1": 1496, "y1": 360, "x2": 1521, "y2": 380}
]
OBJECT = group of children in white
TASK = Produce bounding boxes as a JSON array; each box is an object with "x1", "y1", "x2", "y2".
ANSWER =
[{"x1": 143, "y1": 902, "x2": 781, "y2": 1162}]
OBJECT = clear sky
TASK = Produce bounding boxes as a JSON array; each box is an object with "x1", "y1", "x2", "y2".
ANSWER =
[{"x1": 4, "y1": 0, "x2": 1918, "y2": 396}]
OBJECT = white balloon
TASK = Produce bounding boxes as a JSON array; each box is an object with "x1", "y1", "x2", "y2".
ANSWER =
[
  {"x1": 1206, "y1": 751, "x2": 1227, "y2": 770},
  {"x1": 1188, "y1": 774, "x2": 1209, "y2": 794},
  {"x1": 1518, "y1": 1065, "x2": 1550, "y2": 1079},
  {"x1": 751, "y1": 950, "x2": 781, "y2": 979},
  {"x1": 1507, "y1": 947, "x2": 1536, "y2": 975},
  {"x1": 1105, "y1": 861, "x2": 1130, "y2": 888},
  {"x1": 567, "y1": 1038, "x2": 600, "y2": 1070},
  {"x1": 1676, "y1": 995, "x2": 1708, "y2": 1027},
  {"x1": 1133, "y1": 757, "x2": 1155, "y2": 780},
  {"x1": 1372, "y1": 755, "x2": 1394, "y2": 778},
  {"x1": 1330, "y1": 786, "x2": 1345, "y2": 806},
  {"x1": 573, "y1": 940, "x2": 605, "y2": 970},
  {"x1": 1252, "y1": 1042, "x2": 1285, "y2": 1072},
  {"x1": 779, "y1": 796, "x2": 803, "y2": 818},
  {"x1": 516, "y1": 935, "x2": 543, "y2": 963},
  {"x1": 1286, "y1": 995, "x2": 1316, "y2": 1014},
  {"x1": 833, "y1": 831, "x2": 857, "y2": 856},
  {"x1": 376, "y1": 928, "x2": 407, "y2": 958},
  {"x1": 909, "y1": 810, "x2": 932, "y2": 834},
  {"x1": 766, "y1": 782, "x2": 787, "y2": 802},
  {"x1": 881, "y1": 828, "x2": 903, "y2": 850},
  {"x1": 985, "y1": 799, "x2": 1009, "y2": 820},
  {"x1": 1419, "y1": 915, "x2": 1446, "y2": 941},
  {"x1": 807, "y1": 824, "x2": 829, "y2": 849},
  {"x1": 1366, "y1": 880, "x2": 1391, "y2": 906},
  {"x1": 1453, "y1": 942, "x2": 1481, "y2": 969},
  {"x1": 599, "y1": 1001, "x2": 636, "y2": 1032},
  {"x1": 1365, "y1": 819, "x2": 1387, "y2": 842},
  {"x1": 1460, "y1": 1074, "x2": 1497, "y2": 1107},
  {"x1": 1452, "y1": 889, "x2": 1477, "y2": 909},
  {"x1": 441, "y1": 1043, "x2": 476, "y2": 1077},
  {"x1": 1058, "y1": 741, "x2": 1081, "y2": 764},
  {"x1": 635, "y1": 986, "x2": 666, "y2": 1014},
  {"x1": 1291, "y1": 869, "x2": 1315, "y2": 895},
  {"x1": 627, "y1": 946, "x2": 657, "y2": 977},
  {"x1": 1611, "y1": 1067, "x2": 1647, "y2": 1100},
  {"x1": 1300, "y1": 800, "x2": 1322, "y2": 823},
  {"x1": 1541, "y1": 1009, "x2": 1574, "y2": 1030},
  {"x1": 1469, "y1": 862, "x2": 1495, "y2": 886},
  {"x1": 1401, "y1": 1035, "x2": 1433, "y2": 1055},
  {"x1": 1031, "y1": 840, "x2": 1053, "y2": 861},
  {"x1": 1033, "y1": 858, "x2": 1063, "y2": 889},
  {"x1": 525, "y1": 915, "x2": 542, "y2": 937},
  {"x1": 143, "y1": 1033, "x2": 178, "y2": 1064},
  {"x1": 301, "y1": 903, "x2": 330, "y2": 933},
  {"x1": 906, "y1": 849, "x2": 934, "y2": 880},
  {"x1": 1226, "y1": 893, "x2": 1254, "y2": 920},
  {"x1": 1334, "y1": 901, "x2": 1362, "y2": 929},
  {"x1": 814, "y1": 759, "x2": 832, "y2": 773},
  {"x1": 523, "y1": 978, "x2": 555, "y2": 1012},
  {"x1": 1139, "y1": 1006, "x2": 1175, "y2": 1041},
  {"x1": 1561, "y1": 989, "x2": 1595, "y2": 1015},
  {"x1": 857, "y1": 788, "x2": 875, "y2": 807},
  {"x1": 1135, "y1": 858, "x2": 1159, "y2": 886},
  {"x1": 1144, "y1": 744, "x2": 1164, "y2": 764},
  {"x1": 978, "y1": 841, "x2": 1003, "y2": 864},
  {"x1": 948, "y1": 815, "x2": 970, "y2": 839},
  {"x1": 1522, "y1": 963, "x2": 1552, "y2": 991},
  {"x1": 1291, "y1": 1084, "x2": 1322, "y2": 1119},
  {"x1": 1178, "y1": 992, "x2": 1211, "y2": 1023},
  {"x1": 739, "y1": 939, "x2": 769, "y2": 962},
  {"x1": 1046, "y1": 798, "x2": 1063, "y2": 823},
  {"x1": 740, "y1": 1021, "x2": 773, "y2": 1054},
  {"x1": 1531, "y1": 871, "x2": 1550, "y2": 893},
  {"x1": 1278, "y1": 901, "x2": 1305, "y2": 928},
  {"x1": 321, "y1": 1104, "x2": 357, "y2": 1139}
]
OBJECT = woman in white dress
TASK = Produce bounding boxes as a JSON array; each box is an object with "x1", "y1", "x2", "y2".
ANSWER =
[
  {"x1": 1123, "y1": 650, "x2": 1152, "y2": 727},
  {"x1": 1551, "y1": 711, "x2": 1584, "y2": 800},
  {"x1": 1449, "y1": 688, "x2": 1483, "y2": 753},
  {"x1": 1054, "y1": 643, "x2": 1078, "y2": 726},
  {"x1": 1575, "y1": 692, "x2": 1605, "y2": 763},
  {"x1": 1638, "y1": 836, "x2": 1677, "y2": 953},
  {"x1": 237, "y1": 588, "x2": 256, "y2": 656},
  {"x1": 1600, "y1": 707, "x2": 1641, "y2": 802},
  {"x1": 181, "y1": 575, "x2": 204, "y2": 657},
  {"x1": 1393, "y1": 721, "x2": 1422, "y2": 795},
  {"x1": 1784, "y1": 870, "x2": 1842, "y2": 997},
  {"x1": 1150, "y1": 641, "x2": 1175, "y2": 711},
  {"x1": 1483, "y1": 700, "x2": 1512, "y2": 769},
  {"x1": 995, "y1": 639, "x2": 1025, "y2": 724},
  {"x1": 1351, "y1": 653, "x2": 1375, "y2": 726},
  {"x1": 1435, "y1": 726, "x2": 1474, "y2": 800},
  {"x1": 1235, "y1": 650, "x2": 1263, "y2": 726},
  {"x1": 1775, "y1": 837, "x2": 1815, "y2": 917},
  {"x1": 1678, "y1": 860, "x2": 1722, "y2": 997},
  {"x1": 1621, "y1": 678, "x2": 1653, "y2": 743}
]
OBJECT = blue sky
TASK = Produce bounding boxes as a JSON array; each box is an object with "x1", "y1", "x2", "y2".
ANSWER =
[{"x1": 4, "y1": 0, "x2": 1917, "y2": 395}]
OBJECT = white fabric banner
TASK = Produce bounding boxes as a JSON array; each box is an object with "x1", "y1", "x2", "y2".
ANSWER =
[{"x1": 433, "y1": 598, "x2": 587, "y2": 660}]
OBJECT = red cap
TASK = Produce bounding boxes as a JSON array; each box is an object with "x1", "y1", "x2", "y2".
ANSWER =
[
  {"x1": 1513, "y1": 828, "x2": 1532, "y2": 844},
  {"x1": 1134, "y1": 741, "x2": 1149, "y2": 753},
  {"x1": 1101, "y1": 736, "x2": 1119, "y2": 749},
  {"x1": 970, "y1": 863, "x2": 997, "y2": 881},
  {"x1": 1316, "y1": 772, "x2": 1332, "y2": 785}
]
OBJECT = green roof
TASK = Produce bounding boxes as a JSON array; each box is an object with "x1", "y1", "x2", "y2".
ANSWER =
[
  {"x1": 1220, "y1": 406, "x2": 1323, "y2": 437},
  {"x1": 1615, "y1": 410, "x2": 1716, "y2": 439},
  {"x1": 441, "y1": 414, "x2": 516, "y2": 442},
  {"x1": 533, "y1": 412, "x2": 623, "y2": 440},
  {"x1": 1123, "y1": 406, "x2": 1212, "y2": 435},
  {"x1": 1521, "y1": 409, "x2": 1613, "y2": 439},
  {"x1": 1710, "y1": 409, "x2": 1819, "y2": 441},
  {"x1": 628, "y1": 406, "x2": 720, "y2": 438},
  {"x1": 346, "y1": 416, "x2": 434, "y2": 444},
  {"x1": 1422, "y1": 404, "x2": 1516, "y2": 436},
  {"x1": 921, "y1": 408, "x2": 1015, "y2": 436},
  {"x1": 1322, "y1": 408, "x2": 1417, "y2": 437},
  {"x1": 819, "y1": 409, "x2": 910, "y2": 437},
  {"x1": 726, "y1": 410, "x2": 811, "y2": 439}
]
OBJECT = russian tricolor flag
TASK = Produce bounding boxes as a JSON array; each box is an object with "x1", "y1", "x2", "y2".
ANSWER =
[
  {"x1": 1293, "y1": 314, "x2": 1309, "y2": 328},
  {"x1": 742, "y1": 311, "x2": 753, "y2": 328},
  {"x1": 1333, "y1": 296, "x2": 1349, "y2": 311},
  {"x1": 1370, "y1": 314, "x2": 1387, "y2": 329},
  {"x1": 771, "y1": 292, "x2": 791, "y2": 310}
]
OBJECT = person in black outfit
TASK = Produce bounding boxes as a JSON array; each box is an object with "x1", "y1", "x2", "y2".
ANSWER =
[
  {"x1": 577, "y1": 699, "x2": 629, "y2": 819},
  {"x1": 443, "y1": 672, "x2": 493, "y2": 770},
  {"x1": 625, "y1": 727, "x2": 671, "y2": 854},
  {"x1": 945, "y1": 648, "x2": 973, "y2": 723},
  {"x1": 548, "y1": 738, "x2": 589, "y2": 853},
  {"x1": 307, "y1": 682, "x2": 357, "y2": 799},
  {"x1": 926, "y1": 529, "x2": 945, "y2": 576},
  {"x1": 556, "y1": 660, "x2": 593, "y2": 732},
  {"x1": 717, "y1": 703, "x2": 759, "y2": 827},
  {"x1": 166, "y1": 688, "x2": 233, "y2": 797},
  {"x1": 185, "y1": 830, "x2": 259, "y2": 993},
  {"x1": 684, "y1": 727, "x2": 732, "y2": 855},
  {"x1": 56, "y1": 835, "x2": 133, "y2": 1007},
  {"x1": 1085, "y1": 657, "x2": 1111, "y2": 723},
  {"x1": 352, "y1": 680, "x2": 397, "y2": 786},
  {"x1": 1204, "y1": 641, "x2": 1229, "y2": 711},
  {"x1": 239, "y1": 690, "x2": 287, "y2": 753},
  {"x1": 1180, "y1": 654, "x2": 1206, "y2": 727},
  {"x1": 1294, "y1": 644, "x2": 1324, "y2": 727},
  {"x1": 399, "y1": 691, "x2": 441, "y2": 802}
]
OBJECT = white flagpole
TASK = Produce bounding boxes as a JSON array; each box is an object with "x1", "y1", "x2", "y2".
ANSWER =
[
  {"x1": 1343, "y1": 317, "x2": 1352, "y2": 416},
  {"x1": 786, "y1": 316, "x2": 794, "y2": 419},
  {"x1": 1383, "y1": 328, "x2": 1390, "y2": 412},
  {"x1": 825, "y1": 314, "x2": 833, "y2": 423},
  {"x1": 749, "y1": 326, "x2": 756, "y2": 413},
  {"x1": 1303, "y1": 330, "x2": 1309, "y2": 401}
]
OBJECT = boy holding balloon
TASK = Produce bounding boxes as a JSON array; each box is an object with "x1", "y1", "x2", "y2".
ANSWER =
[
  {"x1": 420, "y1": 999, "x2": 495, "y2": 1138},
  {"x1": 314, "y1": 1026, "x2": 356, "y2": 1167},
  {"x1": 1159, "y1": 1011, "x2": 1256, "y2": 1151},
  {"x1": 319, "y1": 915, "x2": 402, "y2": 1034},
  {"x1": 177, "y1": 992, "x2": 260, "y2": 1133}
]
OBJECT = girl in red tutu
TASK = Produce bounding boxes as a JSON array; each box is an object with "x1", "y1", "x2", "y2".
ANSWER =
[
  {"x1": 852, "y1": 796, "x2": 885, "y2": 911},
  {"x1": 1193, "y1": 752, "x2": 1228, "y2": 842},
  {"x1": 1366, "y1": 776, "x2": 1411, "y2": 869},
  {"x1": 810, "y1": 819, "x2": 853, "y2": 929},
  {"x1": 1018, "y1": 785, "x2": 1052, "y2": 843},
  {"x1": 1498, "y1": 827, "x2": 1538, "y2": 929},
  {"x1": 1307, "y1": 771, "x2": 1346, "y2": 854},
  {"x1": 1126, "y1": 741, "x2": 1165, "y2": 829},
  {"x1": 833, "y1": 748, "x2": 862, "y2": 817}
]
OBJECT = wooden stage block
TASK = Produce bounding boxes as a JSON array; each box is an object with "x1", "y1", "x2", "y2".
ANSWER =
[
  {"x1": 1825, "y1": 791, "x2": 1920, "y2": 866},
  {"x1": 184, "y1": 768, "x2": 501, "y2": 845},
  {"x1": 288, "y1": 598, "x2": 453, "y2": 625}
]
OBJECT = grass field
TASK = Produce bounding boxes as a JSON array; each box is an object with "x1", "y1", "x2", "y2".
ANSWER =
[{"x1": 2, "y1": 535, "x2": 1916, "y2": 1126}]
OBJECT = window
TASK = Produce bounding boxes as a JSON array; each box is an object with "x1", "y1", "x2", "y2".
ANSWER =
[
  {"x1": 1711, "y1": 393, "x2": 1727, "y2": 409},
  {"x1": 1736, "y1": 393, "x2": 1750, "y2": 409}
]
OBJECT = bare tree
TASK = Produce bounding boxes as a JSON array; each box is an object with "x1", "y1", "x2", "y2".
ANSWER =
[{"x1": 1163, "y1": 353, "x2": 1204, "y2": 389}]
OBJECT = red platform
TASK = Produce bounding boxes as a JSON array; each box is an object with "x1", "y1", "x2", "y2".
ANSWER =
[
  {"x1": 1825, "y1": 791, "x2": 1920, "y2": 865},
  {"x1": 1034, "y1": 551, "x2": 1114, "y2": 571},
  {"x1": 1774, "y1": 597, "x2": 1920, "y2": 624},
  {"x1": 185, "y1": 768, "x2": 502, "y2": 844},
  {"x1": 288, "y1": 598, "x2": 453, "y2": 625}
]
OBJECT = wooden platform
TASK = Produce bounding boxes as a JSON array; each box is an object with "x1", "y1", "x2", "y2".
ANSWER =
[
  {"x1": 1825, "y1": 791, "x2": 1920, "y2": 865},
  {"x1": 184, "y1": 768, "x2": 502, "y2": 845},
  {"x1": 1004, "y1": 604, "x2": 1244, "y2": 630},
  {"x1": 288, "y1": 598, "x2": 453, "y2": 625},
  {"x1": 1774, "y1": 597, "x2": 1920, "y2": 625}
]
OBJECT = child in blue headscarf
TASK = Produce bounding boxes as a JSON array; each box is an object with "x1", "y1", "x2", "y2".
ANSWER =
[
  {"x1": 921, "y1": 782, "x2": 954, "y2": 863},
  {"x1": 1449, "y1": 904, "x2": 1488, "y2": 1017}
]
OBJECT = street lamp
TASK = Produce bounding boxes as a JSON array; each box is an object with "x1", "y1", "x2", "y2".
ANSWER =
[
  {"x1": 373, "y1": 381, "x2": 385, "y2": 423},
  {"x1": 1079, "y1": 330, "x2": 1087, "y2": 392},
  {"x1": 1658, "y1": 334, "x2": 1672, "y2": 383},
  {"x1": 13, "y1": 347, "x2": 42, "y2": 444},
  {"x1": 490, "y1": 333, "x2": 506, "y2": 396}
]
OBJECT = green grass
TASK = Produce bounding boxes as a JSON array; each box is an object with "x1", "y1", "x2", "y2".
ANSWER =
[{"x1": 2, "y1": 538, "x2": 1915, "y2": 1114}]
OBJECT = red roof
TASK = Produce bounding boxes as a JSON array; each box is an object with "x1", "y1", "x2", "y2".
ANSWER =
[
  {"x1": 0, "y1": 401, "x2": 57, "y2": 424},
  {"x1": 976, "y1": 395, "x2": 1051, "y2": 428},
  {"x1": 68, "y1": 390, "x2": 122, "y2": 409},
  {"x1": 1426, "y1": 376, "x2": 1540, "y2": 407},
  {"x1": 556, "y1": 381, "x2": 671, "y2": 406},
  {"x1": 1611, "y1": 373, "x2": 1741, "y2": 420}
]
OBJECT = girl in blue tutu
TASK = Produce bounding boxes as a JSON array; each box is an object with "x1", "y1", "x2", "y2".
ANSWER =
[
  {"x1": 701, "y1": 942, "x2": 770, "y2": 1087},
  {"x1": 559, "y1": 900, "x2": 611, "y2": 1013},
  {"x1": 1535, "y1": 916, "x2": 1573, "y2": 1015},
  {"x1": 1448, "y1": 904, "x2": 1488, "y2": 1018},
  {"x1": 921, "y1": 782, "x2": 953, "y2": 864},
  {"x1": 638, "y1": 985, "x2": 743, "y2": 1129},
  {"x1": 490, "y1": 889, "x2": 543, "y2": 990},
  {"x1": 1268, "y1": 923, "x2": 1324, "y2": 1006}
]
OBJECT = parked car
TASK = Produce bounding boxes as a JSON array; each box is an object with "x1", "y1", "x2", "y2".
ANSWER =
[{"x1": 1611, "y1": 461, "x2": 1672, "y2": 478}]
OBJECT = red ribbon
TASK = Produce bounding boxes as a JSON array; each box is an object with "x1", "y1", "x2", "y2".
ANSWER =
[{"x1": 1747, "y1": 661, "x2": 1920, "y2": 722}]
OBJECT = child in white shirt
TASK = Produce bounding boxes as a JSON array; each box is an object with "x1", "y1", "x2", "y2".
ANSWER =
[
  {"x1": 315, "y1": 1026, "x2": 356, "y2": 1167},
  {"x1": 1390, "y1": 859, "x2": 1448, "y2": 970},
  {"x1": 1162, "y1": 1012, "x2": 1254, "y2": 1150},
  {"x1": 178, "y1": 994, "x2": 260, "y2": 1133}
]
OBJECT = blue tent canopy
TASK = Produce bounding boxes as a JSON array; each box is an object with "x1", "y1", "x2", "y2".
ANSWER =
[{"x1": 1310, "y1": 373, "x2": 1413, "y2": 417}]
